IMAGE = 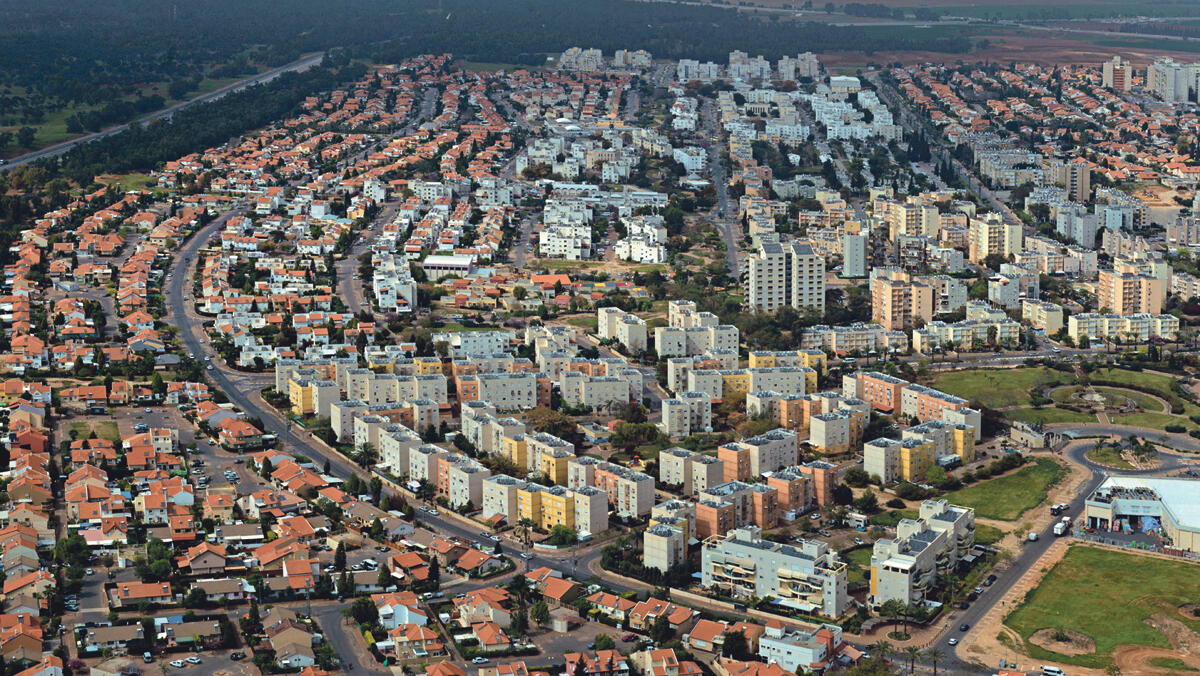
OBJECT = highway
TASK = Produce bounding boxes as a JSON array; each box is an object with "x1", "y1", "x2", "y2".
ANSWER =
[{"x1": 2, "y1": 53, "x2": 325, "y2": 171}]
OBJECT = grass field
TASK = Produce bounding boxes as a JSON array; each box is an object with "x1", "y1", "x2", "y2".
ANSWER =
[
  {"x1": 1085, "y1": 445, "x2": 1134, "y2": 469},
  {"x1": 975, "y1": 523, "x2": 1006, "y2": 546},
  {"x1": 1111, "y1": 412, "x2": 1198, "y2": 432},
  {"x1": 943, "y1": 457, "x2": 1065, "y2": 521},
  {"x1": 843, "y1": 546, "x2": 872, "y2": 584},
  {"x1": 566, "y1": 316, "x2": 598, "y2": 331},
  {"x1": 1093, "y1": 387, "x2": 1166, "y2": 413},
  {"x1": 932, "y1": 367, "x2": 1073, "y2": 409},
  {"x1": 1005, "y1": 546, "x2": 1200, "y2": 669},
  {"x1": 868, "y1": 509, "x2": 917, "y2": 527},
  {"x1": 69, "y1": 421, "x2": 121, "y2": 442},
  {"x1": 1005, "y1": 407, "x2": 1095, "y2": 425},
  {"x1": 1149, "y1": 657, "x2": 1199, "y2": 672},
  {"x1": 1089, "y1": 368, "x2": 1190, "y2": 413}
]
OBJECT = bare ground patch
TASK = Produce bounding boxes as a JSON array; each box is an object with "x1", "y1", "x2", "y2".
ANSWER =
[{"x1": 1030, "y1": 628, "x2": 1096, "y2": 657}]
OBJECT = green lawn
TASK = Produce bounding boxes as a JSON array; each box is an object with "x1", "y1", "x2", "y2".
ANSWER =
[
  {"x1": 943, "y1": 458, "x2": 1066, "y2": 521},
  {"x1": 1005, "y1": 546, "x2": 1200, "y2": 669},
  {"x1": 842, "y1": 546, "x2": 872, "y2": 585},
  {"x1": 1085, "y1": 445, "x2": 1134, "y2": 470},
  {"x1": 932, "y1": 367, "x2": 1073, "y2": 409},
  {"x1": 868, "y1": 509, "x2": 917, "y2": 527},
  {"x1": 1111, "y1": 412, "x2": 1198, "y2": 432},
  {"x1": 1089, "y1": 368, "x2": 1189, "y2": 413},
  {"x1": 1005, "y1": 407, "x2": 1096, "y2": 425},
  {"x1": 1149, "y1": 657, "x2": 1199, "y2": 672},
  {"x1": 1093, "y1": 387, "x2": 1166, "y2": 413},
  {"x1": 566, "y1": 316, "x2": 598, "y2": 331},
  {"x1": 69, "y1": 421, "x2": 121, "y2": 442},
  {"x1": 975, "y1": 523, "x2": 1006, "y2": 546}
]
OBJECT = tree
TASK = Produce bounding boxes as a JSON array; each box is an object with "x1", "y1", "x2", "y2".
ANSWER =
[
  {"x1": 721, "y1": 630, "x2": 751, "y2": 660},
  {"x1": 530, "y1": 600, "x2": 550, "y2": 626},
  {"x1": 844, "y1": 467, "x2": 871, "y2": 487},
  {"x1": 832, "y1": 483, "x2": 854, "y2": 505},
  {"x1": 16, "y1": 127, "x2": 35, "y2": 148},
  {"x1": 853, "y1": 489, "x2": 879, "y2": 514},
  {"x1": 903, "y1": 646, "x2": 922, "y2": 673},
  {"x1": 349, "y1": 597, "x2": 378, "y2": 625},
  {"x1": 510, "y1": 603, "x2": 529, "y2": 636},
  {"x1": 334, "y1": 542, "x2": 347, "y2": 571},
  {"x1": 593, "y1": 634, "x2": 615, "y2": 651},
  {"x1": 377, "y1": 565, "x2": 392, "y2": 590},
  {"x1": 923, "y1": 647, "x2": 945, "y2": 676},
  {"x1": 429, "y1": 557, "x2": 440, "y2": 583},
  {"x1": 650, "y1": 613, "x2": 672, "y2": 643}
]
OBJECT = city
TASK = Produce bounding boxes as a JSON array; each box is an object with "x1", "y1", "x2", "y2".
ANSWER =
[{"x1": 4, "y1": 6, "x2": 1200, "y2": 676}]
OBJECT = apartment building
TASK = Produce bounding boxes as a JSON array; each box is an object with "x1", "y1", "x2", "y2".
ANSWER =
[
  {"x1": 597, "y1": 308, "x2": 648, "y2": 353},
  {"x1": 903, "y1": 420, "x2": 975, "y2": 465},
  {"x1": 662, "y1": 393, "x2": 713, "y2": 438},
  {"x1": 899, "y1": 384, "x2": 968, "y2": 424},
  {"x1": 655, "y1": 325, "x2": 740, "y2": 358},
  {"x1": 747, "y1": 240, "x2": 826, "y2": 314},
  {"x1": 869, "y1": 500, "x2": 975, "y2": 606},
  {"x1": 967, "y1": 214, "x2": 1022, "y2": 263},
  {"x1": 698, "y1": 480, "x2": 780, "y2": 531},
  {"x1": 764, "y1": 465, "x2": 815, "y2": 514},
  {"x1": 593, "y1": 461, "x2": 655, "y2": 518},
  {"x1": 799, "y1": 323, "x2": 908, "y2": 355},
  {"x1": 658, "y1": 448, "x2": 725, "y2": 497},
  {"x1": 701, "y1": 526, "x2": 849, "y2": 618},
  {"x1": 717, "y1": 429, "x2": 799, "y2": 479},
  {"x1": 1021, "y1": 300, "x2": 1064, "y2": 334},
  {"x1": 870, "y1": 269, "x2": 934, "y2": 331},
  {"x1": 644, "y1": 523, "x2": 688, "y2": 572},
  {"x1": 1102, "y1": 56, "x2": 1132, "y2": 92},
  {"x1": 844, "y1": 371, "x2": 908, "y2": 414},
  {"x1": 1068, "y1": 313, "x2": 1180, "y2": 344},
  {"x1": 862, "y1": 436, "x2": 935, "y2": 484},
  {"x1": 758, "y1": 623, "x2": 843, "y2": 674},
  {"x1": 1097, "y1": 262, "x2": 1165, "y2": 316}
]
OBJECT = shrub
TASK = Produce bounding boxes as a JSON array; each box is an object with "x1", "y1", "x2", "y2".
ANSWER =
[
  {"x1": 886, "y1": 498, "x2": 906, "y2": 509},
  {"x1": 1166, "y1": 424, "x2": 1186, "y2": 433}
]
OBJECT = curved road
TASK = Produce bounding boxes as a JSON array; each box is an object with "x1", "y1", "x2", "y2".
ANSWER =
[{"x1": 2, "y1": 52, "x2": 324, "y2": 171}]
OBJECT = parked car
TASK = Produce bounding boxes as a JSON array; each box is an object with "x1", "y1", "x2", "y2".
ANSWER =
[
  {"x1": 472, "y1": 658, "x2": 489, "y2": 665},
  {"x1": 621, "y1": 634, "x2": 637, "y2": 642},
  {"x1": 85, "y1": 568, "x2": 95, "y2": 576},
  {"x1": 947, "y1": 637, "x2": 958, "y2": 646},
  {"x1": 959, "y1": 623, "x2": 970, "y2": 632},
  {"x1": 230, "y1": 652, "x2": 245, "y2": 661},
  {"x1": 170, "y1": 661, "x2": 186, "y2": 668},
  {"x1": 186, "y1": 657, "x2": 202, "y2": 664}
]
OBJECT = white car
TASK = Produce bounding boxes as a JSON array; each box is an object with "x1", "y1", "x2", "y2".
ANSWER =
[
  {"x1": 85, "y1": 568, "x2": 95, "y2": 576},
  {"x1": 947, "y1": 637, "x2": 958, "y2": 646},
  {"x1": 186, "y1": 657, "x2": 201, "y2": 664},
  {"x1": 170, "y1": 661, "x2": 186, "y2": 668},
  {"x1": 472, "y1": 658, "x2": 489, "y2": 664}
]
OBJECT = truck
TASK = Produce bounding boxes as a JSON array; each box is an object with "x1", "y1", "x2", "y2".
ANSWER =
[{"x1": 1053, "y1": 522, "x2": 1068, "y2": 536}]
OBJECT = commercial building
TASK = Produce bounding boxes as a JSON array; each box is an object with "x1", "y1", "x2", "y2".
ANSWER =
[
  {"x1": 1085, "y1": 476, "x2": 1200, "y2": 553},
  {"x1": 700, "y1": 526, "x2": 849, "y2": 618}
]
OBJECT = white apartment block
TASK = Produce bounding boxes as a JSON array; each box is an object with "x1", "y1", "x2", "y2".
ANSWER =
[
  {"x1": 758, "y1": 623, "x2": 843, "y2": 674},
  {"x1": 597, "y1": 307, "x2": 648, "y2": 352},
  {"x1": 701, "y1": 526, "x2": 849, "y2": 618},
  {"x1": 748, "y1": 240, "x2": 826, "y2": 314},
  {"x1": 869, "y1": 500, "x2": 975, "y2": 606},
  {"x1": 1021, "y1": 300, "x2": 1064, "y2": 334},
  {"x1": 447, "y1": 461, "x2": 492, "y2": 509},
  {"x1": 558, "y1": 371, "x2": 635, "y2": 409},
  {"x1": 461, "y1": 372, "x2": 541, "y2": 411},
  {"x1": 1068, "y1": 313, "x2": 1180, "y2": 344},
  {"x1": 654, "y1": 325, "x2": 740, "y2": 358},
  {"x1": 659, "y1": 447, "x2": 725, "y2": 497},
  {"x1": 662, "y1": 393, "x2": 713, "y2": 438},
  {"x1": 644, "y1": 523, "x2": 687, "y2": 572}
]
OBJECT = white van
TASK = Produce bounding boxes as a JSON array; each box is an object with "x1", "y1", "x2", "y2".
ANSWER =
[{"x1": 1041, "y1": 666, "x2": 1065, "y2": 676}]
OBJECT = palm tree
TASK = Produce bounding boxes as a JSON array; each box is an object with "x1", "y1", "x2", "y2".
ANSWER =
[
  {"x1": 870, "y1": 639, "x2": 892, "y2": 662},
  {"x1": 923, "y1": 647, "x2": 945, "y2": 676},
  {"x1": 903, "y1": 646, "x2": 922, "y2": 674},
  {"x1": 517, "y1": 517, "x2": 536, "y2": 547}
]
